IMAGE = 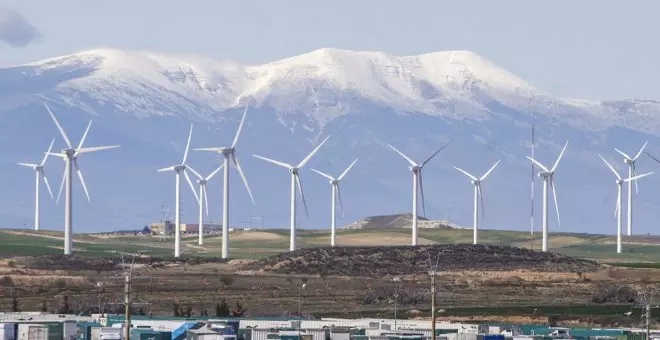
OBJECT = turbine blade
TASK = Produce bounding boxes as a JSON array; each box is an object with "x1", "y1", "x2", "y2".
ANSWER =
[
  {"x1": 56, "y1": 167, "x2": 65, "y2": 205},
  {"x1": 419, "y1": 171, "x2": 426, "y2": 218},
  {"x1": 526, "y1": 156, "x2": 550, "y2": 173},
  {"x1": 598, "y1": 153, "x2": 621, "y2": 180},
  {"x1": 298, "y1": 135, "x2": 330, "y2": 168},
  {"x1": 186, "y1": 165, "x2": 203, "y2": 180},
  {"x1": 614, "y1": 148, "x2": 632, "y2": 160},
  {"x1": 183, "y1": 124, "x2": 193, "y2": 164},
  {"x1": 624, "y1": 172, "x2": 653, "y2": 182},
  {"x1": 550, "y1": 140, "x2": 569, "y2": 172},
  {"x1": 421, "y1": 142, "x2": 450, "y2": 167},
  {"x1": 205, "y1": 164, "x2": 224, "y2": 181},
  {"x1": 634, "y1": 141, "x2": 649, "y2": 160},
  {"x1": 42, "y1": 170, "x2": 54, "y2": 199},
  {"x1": 44, "y1": 103, "x2": 73, "y2": 149},
  {"x1": 296, "y1": 174, "x2": 309, "y2": 217},
  {"x1": 311, "y1": 168, "x2": 334, "y2": 181},
  {"x1": 40, "y1": 139, "x2": 55, "y2": 166},
  {"x1": 478, "y1": 183, "x2": 485, "y2": 218},
  {"x1": 17, "y1": 162, "x2": 38, "y2": 168},
  {"x1": 337, "y1": 158, "x2": 358, "y2": 181},
  {"x1": 231, "y1": 105, "x2": 248, "y2": 148},
  {"x1": 75, "y1": 160, "x2": 91, "y2": 203},
  {"x1": 336, "y1": 184, "x2": 345, "y2": 218},
  {"x1": 233, "y1": 154, "x2": 255, "y2": 206},
  {"x1": 551, "y1": 177, "x2": 560, "y2": 228},
  {"x1": 386, "y1": 143, "x2": 417, "y2": 166},
  {"x1": 193, "y1": 147, "x2": 223, "y2": 152},
  {"x1": 183, "y1": 169, "x2": 200, "y2": 203},
  {"x1": 76, "y1": 120, "x2": 92, "y2": 152},
  {"x1": 615, "y1": 184, "x2": 620, "y2": 218},
  {"x1": 646, "y1": 152, "x2": 660, "y2": 164},
  {"x1": 202, "y1": 184, "x2": 209, "y2": 217},
  {"x1": 47, "y1": 152, "x2": 67, "y2": 159},
  {"x1": 157, "y1": 166, "x2": 176, "y2": 172},
  {"x1": 454, "y1": 166, "x2": 477, "y2": 181},
  {"x1": 76, "y1": 145, "x2": 120, "y2": 154},
  {"x1": 253, "y1": 154, "x2": 292, "y2": 169},
  {"x1": 480, "y1": 160, "x2": 501, "y2": 181}
]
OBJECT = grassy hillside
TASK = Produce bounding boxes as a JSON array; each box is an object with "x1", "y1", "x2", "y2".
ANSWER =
[{"x1": 2, "y1": 227, "x2": 660, "y2": 263}]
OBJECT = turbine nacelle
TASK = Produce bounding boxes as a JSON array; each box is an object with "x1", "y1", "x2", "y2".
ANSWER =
[
  {"x1": 538, "y1": 171, "x2": 553, "y2": 178},
  {"x1": 409, "y1": 165, "x2": 421, "y2": 172}
]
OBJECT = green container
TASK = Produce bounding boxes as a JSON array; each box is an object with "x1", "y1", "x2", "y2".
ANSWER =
[
  {"x1": 159, "y1": 331, "x2": 172, "y2": 340},
  {"x1": 77, "y1": 322, "x2": 103, "y2": 340},
  {"x1": 280, "y1": 336, "x2": 301, "y2": 340},
  {"x1": 131, "y1": 329, "x2": 162, "y2": 340},
  {"x1": 238, "y1": 328, "x2": 252, "y2": 340},
  {"x1": 628, "y1": 334, "x2": 647, "y2": 340},
  {"x1": 436, "y1": 330, "x2": 458, "y2": 335},
  {"x1": 351, "y1": 336, "x2": 369, "y2": 340},
  {"x1": 349, "y1": 329, "x2": 366, "y2": 336}
]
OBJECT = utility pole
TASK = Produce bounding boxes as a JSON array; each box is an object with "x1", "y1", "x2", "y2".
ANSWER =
[
  {"x1": 427, "y1": 251, "x2": 441, "y2": 340},
  {"x1": 639, "y1": 287, "x2": 656, "y2": 340},
  {"x1": 101, "y1": 251, "x2": 152, "y2": 340},
  {"x1": 392, "y1": 277, "x2": 401, "y2": 331}
]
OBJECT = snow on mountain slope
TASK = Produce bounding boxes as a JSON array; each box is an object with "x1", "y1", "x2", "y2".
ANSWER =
[
  {"x1": 3, "y1": 47, "x2": 660, "y2": 236},
  {"x1": 6, "y1": 47, "x2": 634, "y2": 131}
]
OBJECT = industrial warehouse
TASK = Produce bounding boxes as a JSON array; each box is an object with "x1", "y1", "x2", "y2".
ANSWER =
[{"x1": 0, "y1": 313, "x2": 655, "y2": 340}]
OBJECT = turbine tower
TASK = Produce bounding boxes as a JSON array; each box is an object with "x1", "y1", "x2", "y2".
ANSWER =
[
  {"x1": 386, "y1": 142, "x2": 449, "y2": 246},
  {"x1": 453, "y1": 160, "x2": 500, "y2": 245},
  {"x1": 44, "y1": 103, "x2": 120, "y2": 255},
  {"x1": 157, "y1": 124, "x2": 200, "y2": 258},
  {"x1": 311, "y1": 158, "x2": 358, "y2": 247},
  {"x1": 187, "y1": 164, "x2": 224, "y2": 246},
  {"x1": 614, "y1": 142, "x2": 648, "y2": 236},
  {"x1": 18, "y1": 139, "x2": 56, "y2": 231},
  {"x1": 194, "y1": 106, "x2": 255, "y2": 259},
  {"x1": 598, "y1": 154, "x2": 652, "y2": 253},
  {"x1": 253, "y1": 136, "x2": 330, "y2": 251},
  {"x1": 527, "y1": 140, "x2": 568, "y2": 252}
]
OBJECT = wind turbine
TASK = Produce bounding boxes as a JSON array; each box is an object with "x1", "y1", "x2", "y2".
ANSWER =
[
  {"x1": 253, "y1": 136, "x2": 330, "y2": 251},
  {"x1": 194, "y1": 106, "x2": 255, "y2": 259},
  {"x1": 44, "y1": 103, "x2": 120, "y2": 255},
  {"x1": 453, "y1": 160, "x2": 500, "y2": 245},
  {"x1": 614, "y1": 142, "x2": 648, "y2": 236},
  {"x1": 598, "y1": 154, "x2": 652, "y2": 253},
  {"x1": 18, "y1": 139, "x2": 56, "y2": 231},
  {"x1": 386, "y1": 142, "x2": 450, "y2": 246},
  {"x1": 311, "y1": 158, "x2": 358, "y2": 247},
  {"x1": 157, "y1": 124, "x2": 200, "y2": 258},
  {"x1": 526, "y1": 140, "x2": 568, "y2": 252},
  {"x1": 187, "y1": 164, "x2": 224, "y2": 246}
]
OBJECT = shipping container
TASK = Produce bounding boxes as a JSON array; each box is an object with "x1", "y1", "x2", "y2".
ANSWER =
[
  {"x1": 18, "y1": 324, "x2": 49, "y2": 340},
  {"x1": 77, "y1": 322, "x2": 103, "y2": 340},
  {"x1": 0, "y1": 323, "x2": 16, "y2": 340},
  {"x1": 95, "y1": 327, "x2": 122, "y2": 340},
  {"x1": 130, "y1": 329, "x2": 161, "y2": 340},
  {"x1": 628, "y1": 333, "x2": 647, "y2": 340}
]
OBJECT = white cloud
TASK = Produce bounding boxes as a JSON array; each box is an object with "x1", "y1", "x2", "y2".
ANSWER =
[{"x1": 0, "y1": 7, "x2": 40, "y2": 47}]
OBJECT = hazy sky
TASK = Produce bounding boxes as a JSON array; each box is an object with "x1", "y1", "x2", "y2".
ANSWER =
[{"x1": 1, "y1": 0, "x2": 658, "y2": 100}]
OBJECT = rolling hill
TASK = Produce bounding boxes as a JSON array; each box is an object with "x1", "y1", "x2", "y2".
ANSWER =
[{"x1": 3, "y1": 226, "x2": 660, "y2": 263}]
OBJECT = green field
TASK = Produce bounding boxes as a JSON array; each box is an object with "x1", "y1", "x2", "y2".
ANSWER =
[{"x1": 2, "y1": 227, "x2": 660, "y2": 264}]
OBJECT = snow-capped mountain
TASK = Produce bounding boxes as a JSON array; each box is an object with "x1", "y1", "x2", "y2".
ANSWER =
[{"x1": 1, "y1": 47, "x2": 660, "y2": 236}]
